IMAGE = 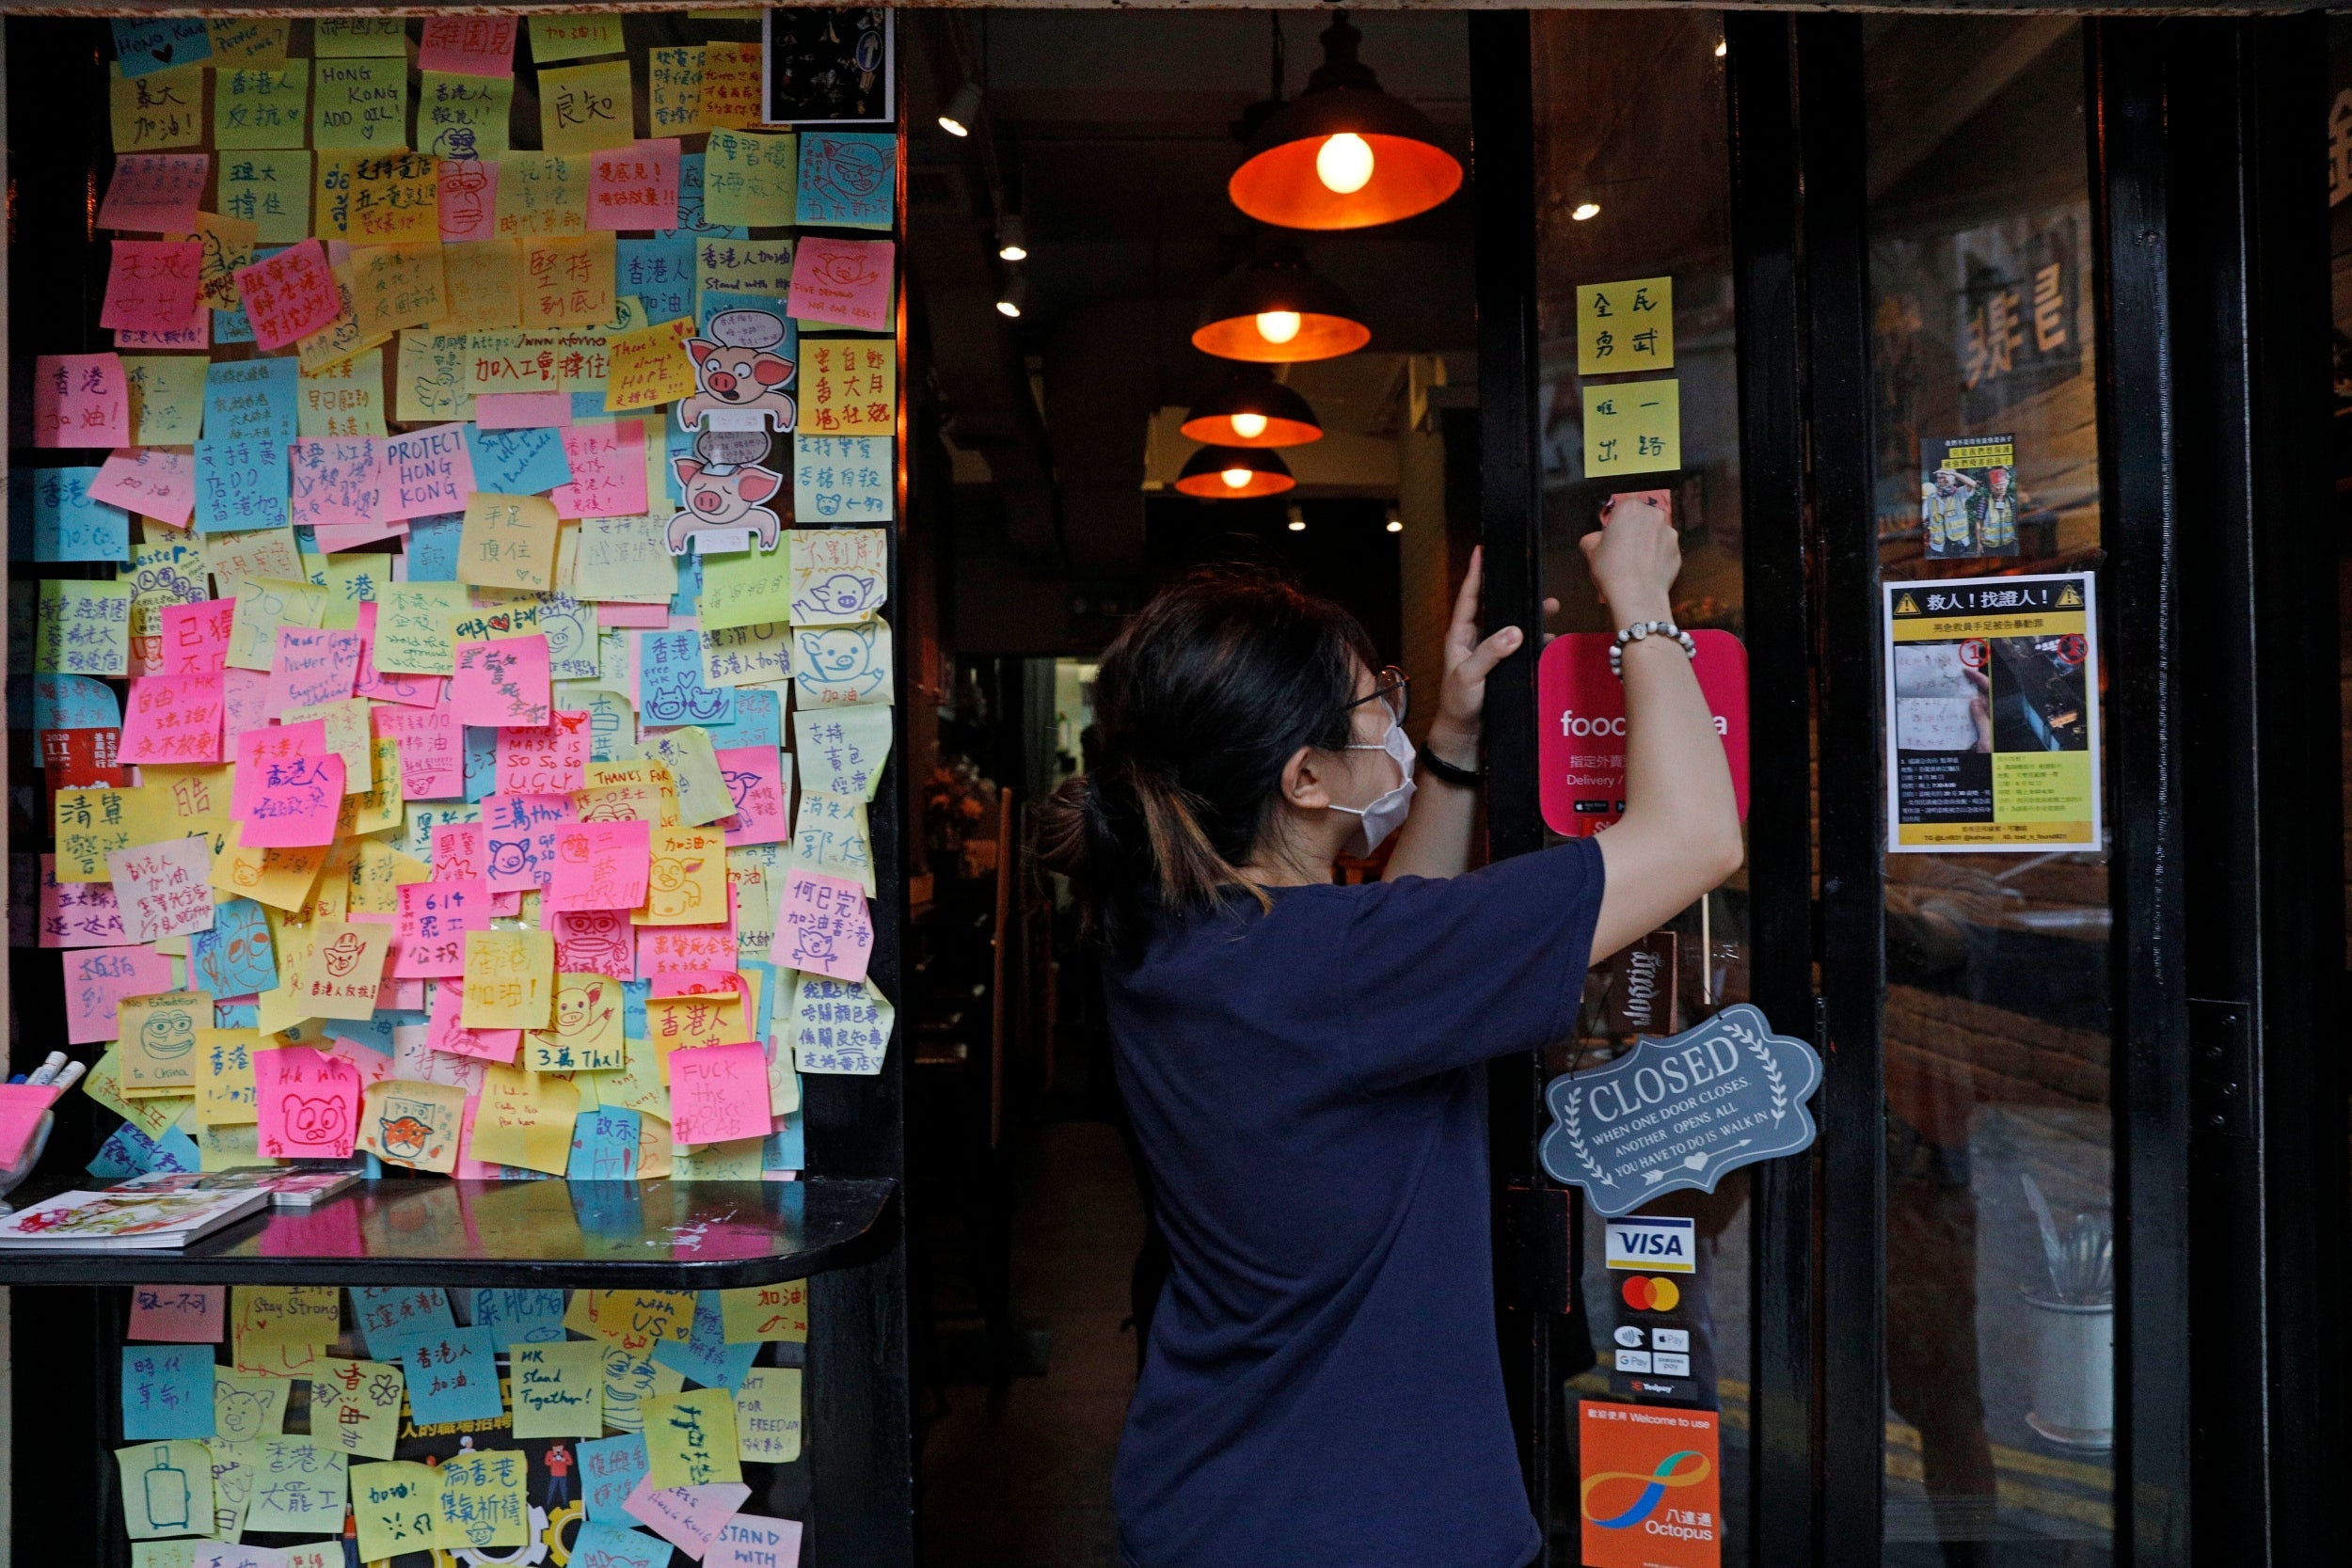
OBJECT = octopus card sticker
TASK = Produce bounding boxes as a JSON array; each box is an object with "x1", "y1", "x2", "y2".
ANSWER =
[
  {"x1": 1578, "y1": 1402, "x2": 1720, "y2": 1568},
  {"x1": 252, "y1": 1045, "x2": 360, "y2": 1159}
]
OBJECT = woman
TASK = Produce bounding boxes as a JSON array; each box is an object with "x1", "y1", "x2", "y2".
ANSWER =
[{"x1": 1037, "y1": 502, "x2": 1742, "y2": 1568}]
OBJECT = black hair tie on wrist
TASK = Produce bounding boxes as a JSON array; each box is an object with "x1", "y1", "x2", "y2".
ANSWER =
[{"x1": 1417, "y1": 744, "x2": 1484, "y2": 788}]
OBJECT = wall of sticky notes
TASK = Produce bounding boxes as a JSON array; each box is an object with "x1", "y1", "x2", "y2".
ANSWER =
[{"x1": 15, "y1": 10, "x2": 903, "y2": 1196}]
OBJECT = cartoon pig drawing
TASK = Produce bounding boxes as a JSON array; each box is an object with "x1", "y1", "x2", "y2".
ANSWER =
[
  {"x1": 796, "y1": 624, "x2": 890, "y2": 703},
  {"x1": 677, "y1": 308, "x2": 797, "y2": 433},
  {"x1": 669, "y1": 452, "x2": 786, "y2": 554}
]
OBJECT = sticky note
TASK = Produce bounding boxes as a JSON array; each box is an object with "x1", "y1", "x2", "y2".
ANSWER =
[
  {"x1": 624, "y1": 1478, "x2": 753, "y2": 1558},
  {"x1": 571, "y1": 1519, "x2": 671, "y2": 1568},
  {"x1": 511, "y1": 1339, "x2": 605, "y2": 1438},
  {"x1": 207, "y1": 18, "x2": 288, "y2": 66},
  {"x1": 666, "y1": 1041, "x2": 770, "y2": 1146},
  {"x1": 103, "y1": 239, "x2": 203, "y2": 337},
  {"x1": 215, "y1": 63, "x2": 308, "y2": 150},
  {"x1": 589, "y1": 139, "x2": 682, "y2": 232},
  {"x1": 771, "y1": 867, "x2": 874, "y2": 982},
  {"x1": 532, "y1": 14, "x2": 627, "y2": 62},
  {"x1": 115, "y1": 17, "x2": 210, "y2": 78},
  {"x1": 246, "y1": 1437, "x2": 345, "y2": 1533},
  {"x1": 641, "y1": 1387, "x2": 742, "y2": 1488},
  {"x1": 451, "y1": 633, "x2": 553, "y2": 724},
  {"x1": 792, "y1": 434, "x2": 890, "y2": 525},
  {"x1": 542, "y1": 59, "x2": 637, "y2": 154},
  {"x1": 102, "y1": 152, "x2": 211, "y2": 234},
  {"x1": 797, "y1": 130, "x2": 896, "y2": 229},
  {"x1": 701, "y1": 40, "x2": 764, "y2": 130},
  {"x1": 107, "y1": 839, "x2": 217, "y2": 942},
  {"x1": 423, "y1": 75, "x2": 514, "y2": 165},
  {"x1": 118, "y1": 1440, "x2": 215, "y2": 1538},
  {"x1": 650, "y1": 47, "x2": 707, "y2": 137},
  {"x1": 251, "y1": 1046, "x2": 359, "y2": 1158},
  {"x1": 111, "y1": 63, "x2": 205, "y2": 153},
  {"x1": 708, "y1": 1513, "x2": 805, "y2": 1568},
  {"x1": 206, "y1": 359, "x2": 301, "y2": 442},
  {"x1": 312, "y1": 56, "x2": 407, "y2": 151},
  {"x1": 89, "y1": 447, "x2": 197, "y2": 531},
  {"x1": 290, "y1": 919, "x2": 392, "y2": 1019},
  {"x1": 790, "y1": 974, "x2": 893, "y2": 1075},
  {"x1": 496, "y1": 151, "x2": 590, "y2": 240},
  {"x1": 733, "y1": 1369, "x2": 803, "y2": 1463},
  {"x1": 603, "y1": 317, "x2": 698, "y2": 412},
  {"x1": 34, "y1": 352, "x2": 133, "y2": 449},
  {"x1": 436, "y1": 1446, "x2": 529, "y2": 1550},
  {"x1": 789, "y1": 237, "x2": 893, "y2": 333},
  {"x1": 465, "y1": 422, "x2": 571, "y2": 493},
  {"x1": 1581, "y1": 378, "x2": 1681, "y2": 477},
  {"x1": 704, "y1": 130, "x2": 797, "y2": 228},
  {"x1": 566, "y1": 1289, "x2": 695, "y2": 1353},
  {"x1": 212, "y1": 1367, "x2": 289, "y2": 1442},
  {"x1": 470, "y1": 1059, "x2": 577, "y2": 1172},
  {"x1": 315, "y1": 18, "x2": 406, "y2": 57},
  {"x1": 1577, "y1": 276, "x2": 1674, "y2": 373},
  {"x1": 232, "y1": 238, "x2": 341, "y2": 351},
  {"x1": 380, "y1": 423, "x2": 478, "y2": 522},
  {"x1": 229, "y1": 721, "x2": 343, "y2": 846},
  {"x1": 457, "y1": 494, "x2": 562, "y2": 592},
  {"x1": 130, "y1": 1285, "x2": 226, "y2": 1343},
  {"x1": 580, "y1": 1433, "x2": 650, "y2": 1521},
  {"x1": 797, "y1": 336, "x2": 896, "y2": 436},
  {"x1": 352, "y1": 1459, "x2": 440, "y2": 1560},
  {"x1": 193, "y1": 437, "x2": 294, "y2": 536},
  {"x1": 39, "y1": 579, "x2": 136, "y2": 676},
  {"x1": 125, "y1": 356, "x2": 208, "y2": 445},
  {"x1": 522, "y1": 232, "x2": 618, "y2": 329},
  {"x1": 419, "y1": 15, "x2": 518, "y2": 77},
  {"x1": 122, "y1": 1345, "x2": 215, "y2": 1441},
  {"x1": 405, "y1": 1326, "x2": 506, "y2": 1425}
]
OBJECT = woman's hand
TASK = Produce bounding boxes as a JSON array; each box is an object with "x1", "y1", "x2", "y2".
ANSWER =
[
  {"x1": 1427, "y1": 546, "x2": 1530, "y2": 768},
  {"x1": 1581, "y1": 494, "x2": 1683, "y2": 627}
]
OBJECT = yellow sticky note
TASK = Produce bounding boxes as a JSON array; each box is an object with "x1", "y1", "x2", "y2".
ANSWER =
[
  {"x1": 219, "y1": 150, "x2": 311, "y2": 245},
  {"x1": 111, "y1": 62, "x2": 205, "y2": 152},
  {"x1": 215, "y1": 63, "x2": 310, "y2": 151},
  {"x1": 643, "y1": 993, "x2": 745, "y2": 1063},
  {"x1": 540, "y1": 59, "x2": 638, "y2": 154},
  {"x1": 214, "y1": 1367, "x2": 291, "y2": 1442},
  {"x1": 374, "y1": 581, "x2": 466, "y2": 674},
  {"x1": 345, "y1": 153, "x2": 443, "y2": 246},
  {"x1": 421, "y1": 71, "x2": 515, "y2": 161},
  {"x1": 212, "y1": 822, "x2": 330, "y2": 912},
  {"x1": 509, "y1": 1339, "x2": 605, "y2": 1438},
  {"x1": 294, "y1": 263, "x2": 383, "y2": 375},
  {"x1": 1582, "y1": 378, "x2": 1681, "y2": 477},
  {"x1": 313, "y1": 56, "x2": 409, "y2": 152},
  {"x1": 352, "y1": 1458, "x2": 440, "y2": 1560},
  {"x1": 469, "y1": 1062, "x2": 579, "y2": 1175},
  {"x1": 234, "y1": 1285, "x2": 341, "y2": 1351},
  {"x1": 298, "y1": 346, "x2": 388, "y2": 438},
  {"x1": 84, "y1": 1050, "x2": 185, "y2": 1138},
  {"x1": 457, "y1": 494, "x2": 562, "y2": 592},
  {"x1": 1577, "y1": 276, "x2": 1674, "y2": 374},
  {"x1": 527, "y1": 974, "x2": 628, "y2": 1072},
  {"x1": 227, "y1": 576, "x2": 328, "y2": 672},
  {"x1": 719, "y1": 1281, "x2": 808, "y2": 1345},
  {"x1": 495, "y1": 151, "x2": 590, "y2": 240},
  {"x1": 126, "y1": 356, "x2": 209, "y2": 444},
  {"x1": 462, "y1": 930, "x2": 558, "y2": 1030},
  {"x1": 644, "y1": 728, "x2": 731, "y2": 829},
  {"x1": 396, "y1": 331, "x2": 479, "y2": 424},
  {"x1": 799, "y1": 336, "x2": 897, "y2": 437},
  {"x1": 197, "y1": 1027, "x2": 261, "y2": 1126},
  {"x1": 603, "y1": 317, "x2": 697, "y2": 412},
  {"x1": 701, "y1": 41, "x2": 764, "y2": 130},
  {"x1": 54, "y1": 788, "x2": 134, "y2": 882},
  {"x1": 281, "y1": 697, "x2": 373, "y2": 789},
  {"x1": 316, "y1": 18, "x2": 407, "y2": 57},
  {"x1": 288, "y1": 919, "x2": 390, "y2": 1020},
  {"x1": 735, "y1": 1367, "x2": 803, "y2": 1462},
  {"x1": 640, "y1": 826, "x2": 730, "y2": 925},
  {"x1": 435, "y1": 1449, "x2": 530, "y2": 1552},
  {"x1": 520, "y1": 232, "x2": 617, "y2": 329},
  {"x1": 444, "y1": 240, "x2": 523, "y2": 330},
  {"x1": 118, "y1": 991, "x2": 209, "y2": 1097},
  {"x1": 565, "y1": 1289, "x2": 695, "y2": 1352},
  {"x1": 204, "y1": 526, "x2": 305, "y2": 590},
  {"x1": 649, "y1": 46, "x2": 707, "y2": 136},
  {"x1": 118, "y1": 1441, "x2": 215, "y2": 1539},
  {"x1": 705, "y1": 129, "x2": 798, "y2": 228},
  {"x1": 358, "y1": 1078, "x2": 467, "y2": 1174},
  {"x1": 310, "y1": 1358, "x2": 405, "y2": 1460},
  {"x1": 189, "y1": 211, "x2": 260, "y2": 310},
  {"x1": 532, "y1": 14, "x2": 628, "y2": 62},
  {"x1": 641, "y1": 1388, "x2": 743, "y2": 1488},
  {"x1": 351, "y1": 242, "x2": 450, "y2": 339},
  {"x1": 208, "y1": 18, "x2": 291, "y2": 66}
]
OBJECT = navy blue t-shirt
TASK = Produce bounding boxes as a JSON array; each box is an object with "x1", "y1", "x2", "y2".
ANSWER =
[{"x1": 1106, "y1": 837, "x2": 1606, "y2": 1568}]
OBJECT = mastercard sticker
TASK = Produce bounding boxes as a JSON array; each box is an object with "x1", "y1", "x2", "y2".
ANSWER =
[{"x1": 1621, "y1": 1275, "x2": 1682, "y2": 1312}]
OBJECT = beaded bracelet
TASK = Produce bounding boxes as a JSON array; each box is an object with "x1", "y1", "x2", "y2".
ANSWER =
[{"x1": 1608, "y1": 619, "x2": 1699, "y2": 679}]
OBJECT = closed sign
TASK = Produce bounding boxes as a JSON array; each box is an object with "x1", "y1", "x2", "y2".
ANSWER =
[{"x1": 1605, "y1": 1215, "x2": 1695, "y2": 1275}]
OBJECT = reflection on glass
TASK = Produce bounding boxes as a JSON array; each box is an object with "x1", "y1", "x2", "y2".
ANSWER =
[
  {"x1": 1865, "y1": 17, "x2": 2115, "y2": 1562},
  {"x1": 1534, "y1": 8, "x2": 1752, "y2": 1559}
]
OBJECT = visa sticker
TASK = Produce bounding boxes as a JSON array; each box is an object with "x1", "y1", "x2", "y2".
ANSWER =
[{"x1": 1603, "y1": 1215, "x2": 1695, "y2": 1275}]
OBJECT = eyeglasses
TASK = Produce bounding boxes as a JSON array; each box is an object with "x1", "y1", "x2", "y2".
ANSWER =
[{"x1": 1339, "y1": 666, "x2": 1409, "y2": 728}]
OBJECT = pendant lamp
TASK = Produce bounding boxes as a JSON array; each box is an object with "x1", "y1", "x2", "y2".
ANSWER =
[
  {"x1": 1175, "y1": 444, "x2": 1295, "y2": 499},
  {"x1": 1228, "y1": 11, "x2": 1464, "y2": 231},
  {"x1": 1193, "y1": 248, "x2": 1370, "y2": 364},
  {"x1": 1181, "y1": 371, "x2": 1323, "y2": 448}
]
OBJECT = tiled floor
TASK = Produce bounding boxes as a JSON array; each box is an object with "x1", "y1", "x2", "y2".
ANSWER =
[{"x1": 919, "y1": 1118, "x2": 1146, "y2": 1568}]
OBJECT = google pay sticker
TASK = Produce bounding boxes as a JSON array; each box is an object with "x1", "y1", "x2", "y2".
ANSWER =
[{"x1": 1603, "y1": 1215, "x2": 1694, "y2": 1275}]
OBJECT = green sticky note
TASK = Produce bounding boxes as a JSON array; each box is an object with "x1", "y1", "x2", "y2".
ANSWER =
[
  {"x1": 217, "y1": 150, "x2": 311, "y2": 245},
  {"x1": 509, "y1": 1339, "x2": 605, "y2": 1438},
  {"x1": 314, "y1": 57, "x2": 409, "y2": 151},
  {"x1": 37, "y1": 579, "x2": 135, "y2": 675},
  {"x1": 698, "y1": 543, "x2": 796, "y2": 632},
  {"x1": 214, "y1": 63, "x2": 309, "y2": 150},
  {"x1": 126, "y1": 356, "x2": 209, "y2": 444},
  {"x1": 315, "y1": 18, "x2": 408, "y2": 56}
]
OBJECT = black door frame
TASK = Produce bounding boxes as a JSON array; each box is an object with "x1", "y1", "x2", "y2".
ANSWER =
[{"x1": 1476, "y1": 11, "x2": 2346, "y2": 1566}]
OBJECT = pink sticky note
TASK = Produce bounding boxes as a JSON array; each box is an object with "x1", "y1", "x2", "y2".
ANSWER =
[
  {"x1": 707, "y1": 1515, "x2": 804, "y2": 1568},
  {"x1": 65, "y1": 944, "x2": 176, "y2": 1046},
  {"x1": 483, "y1": 793, "x2": 572, "y2": 894},
  {"x1": 160, "y1": 600, "x2": 234, "y2": 675},
  {"x1": 40, "y1": 854, "x2": 129, "y2": 949},
  {"x1": 668, "y1": 1041, "x2": 771, "y2": 1145},
  {"x1": 771, "y1": 869, "x2": 874, "y2": 982},
  {"x1": 375, "y1": 703, "x2": 462, "y2": 797},
  {"x1": 230, "y1": 721, "x2": 347, "y2": 847},
  {"x1": 393, "y1": 879, "x2": 489, "y2": 978},
  {"x1": 496, "y1": 709, "x2": 591, "y2": 794},
  {"x1": 419, "y1": 15, "x2": 517, "y2": 76},
  {"x1": 427, "y1": 980, "x2": 522, "y2": 1064},
  {"x1": 716, "y1": 747, "x2": 789, "y2": 847},
  {"x1": 431, "y1": 822, "x2": 487, "y2": 882},
  {"x1": 290, "y1": 436, "x2": 384, "y2": 532},
  {"x1": 328, "y1": 1030, "x2": 397, "y2": 1087},
  {"x1": 119, "y1": 673, "x2": 225, "y2": 766},
  {"x1": 98, "y1": 153, "x2": 210, "y2": 234},
  {"x1": 267, "y1": 627, "x2": 362, "y2": 712},
  {"x1": 222, "y1": 669, "x2": 273, "y2": 743},
  {"x1": 545, "y1": 820, "x2": 652, "y2": 912},
  {"x1": 106, "y1": 836, "x2": 216, "y2": 943},
  {"x1": 599, "y1": 601, "x2": 670, "y2": 629},
  {"x1": 114, "y1": 299, "x2": 210, "y2": 353},
  {"x1": 353, "y1": 603, "x2": 444, "y2": 709},
  {"x1": 589, "y1": 139, "x2": 682, "y2": 232},
  {"x1": 102, "y1": 240, "x2": 203, "y2": 335},
  {"x1": 235, "y1": 239, "x2": 344, "y2": 353},
  {"x1": 639, "y1": 924, "x2": 739, "y2": 979},
  {"x1": 0, "y1": 1084, "x2": 63, "y2": 1167},
  {"x1": 553, "y1": 909, "x2": 639, "y2": 980},
  {"x1": 380, "y1": 424, "x2": 478, "y2": 522},
  {"x1": 624, "y1": 1480, "x2": 755, "y2": 1559},
  {"x1": 311, "y1": 516, "x2": 408, "y2": 554},
  {"x1": 89, "y1": 448, "x2": 198, "y2": 527},
  {"x1": 787, "y1": 237, "x2": 896, "y2": 332},
  {"x1": 438, "y1": 158, "x2": 500, "y2": 242},
  {"x1": 451, "y1": 1092, "x2": 501, "y2": 1178},
  {"x1": 649, "y1": 969, "x2": 743, "y2": 1001},
  {"x1": 550, "y1": 421, "x2": 649, "y2": 519},
  {"x1": 33, "y1": 354, "x2": 132, "y2": 450},
  {"x1": 253, "y1": 1046, "x2": 361, "y2": 1159},
  {"x1": 128, "y1": 1284, "x2": 227, "y2": 1343},
  {"x1": 474, "y1": 392, "x2": 572, "y2": 431},
  {"x1": 451, "y1": 635, "x2": 553, "y2": 727}
]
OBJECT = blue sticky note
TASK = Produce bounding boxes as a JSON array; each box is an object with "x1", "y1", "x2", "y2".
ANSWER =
[
  {"x1": 568, "y1": 1107, "x2": 642, "y2": 1180},
  {"x1": 579, "y1": 1433, "x2": 651, "y2": 1523},
  {"x1": 638, "y1": 629, "x2": 735, "y2": 728},
  {"x1": 151, "y1": 1123, "x2": 202, "y2": 1175},
  {"x1": 571, "y1": 392, "x2": 612, "y2": 420},
  {"x1": 463, "y1": 726, "x2": 499, "y2": 802},
  {"x1": 669, "y1": 153, "x2": 750, "y2": 242},
  {"x1": 468, "y1": 1289, "x2": 567, "y2": 1344},
  {"x1": 763, "y1": 1111, "x2": 804, "y2": 1174},
  {"x1": 23, "y1": 467, "x2": 129, "y2": 564},
  {"x1": 329, "y1": 1014, "x2": 397, "y2": 1055},
  {"x1": 31, "y1": 673, "x2": 121, "y2": 749},
  {"x1": 404, "y1": 513, "x2": 464, "y2": 580},
  {"x1": 87, "y1": 1123, "x2": 158, "y2": 1181},
  {"x1": 400, "y1": 1325, "x2": 506, "y2": 1425},
  {"x1": 702, "y1": 689, "x2": 781, "y2": 751},
  {"x1": 351, "y1": 1288, "x2": 455, "y2": 1355},
  {"x1": 621, "y1": 978, "x2": 649, "y2": 1038},
  {"x1": 203, "y1": 358, "x2": 298, "y2": 442},
  {"x1": 652, "y1": 1291, "x2": 759, "y2": 1392},
  {"x1": 463, "y1": 425, "x2": 573, "y2": 496},
  {"x1": 190, "y1": 898, "x2": 278, "y2": 999},
  {"x1": 121, "y1": 1346, "x2": 215, "y2": 1440},
  {"x1": 114, "y1": 18, "x2": 211, "y2": 78},
  {"x1": 215, "y1": 1002, "x2": 259, "y2": 1029},
  {"x1": 618, "y1": 236, "x2": 697, "y2": 325},
  {"x1": 667, "y1": 546, "x2": 703, "y2": 613},
  {"x1": 797, "y1": 131, "x2": 898, "y2": 229},
  {"x1": 214, "y1": 307, "x2": 256, "y2": 345},
  {"x1": 194, "y1": 436, "x2": 291, "y2": 533},
  {"x1": 569, "y1": 1519, "x2": 667, "y2": 1568}
]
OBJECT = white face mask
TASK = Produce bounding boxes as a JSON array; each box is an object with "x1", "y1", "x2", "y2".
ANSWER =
[{"x1": 1330, "y1": 719, "x2": 1417, "y2": 853}]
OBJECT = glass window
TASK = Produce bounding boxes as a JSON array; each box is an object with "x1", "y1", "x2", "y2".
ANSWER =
[{"x1": 1863, "y1": 17, "x2": 2117, "y2": 1560}]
